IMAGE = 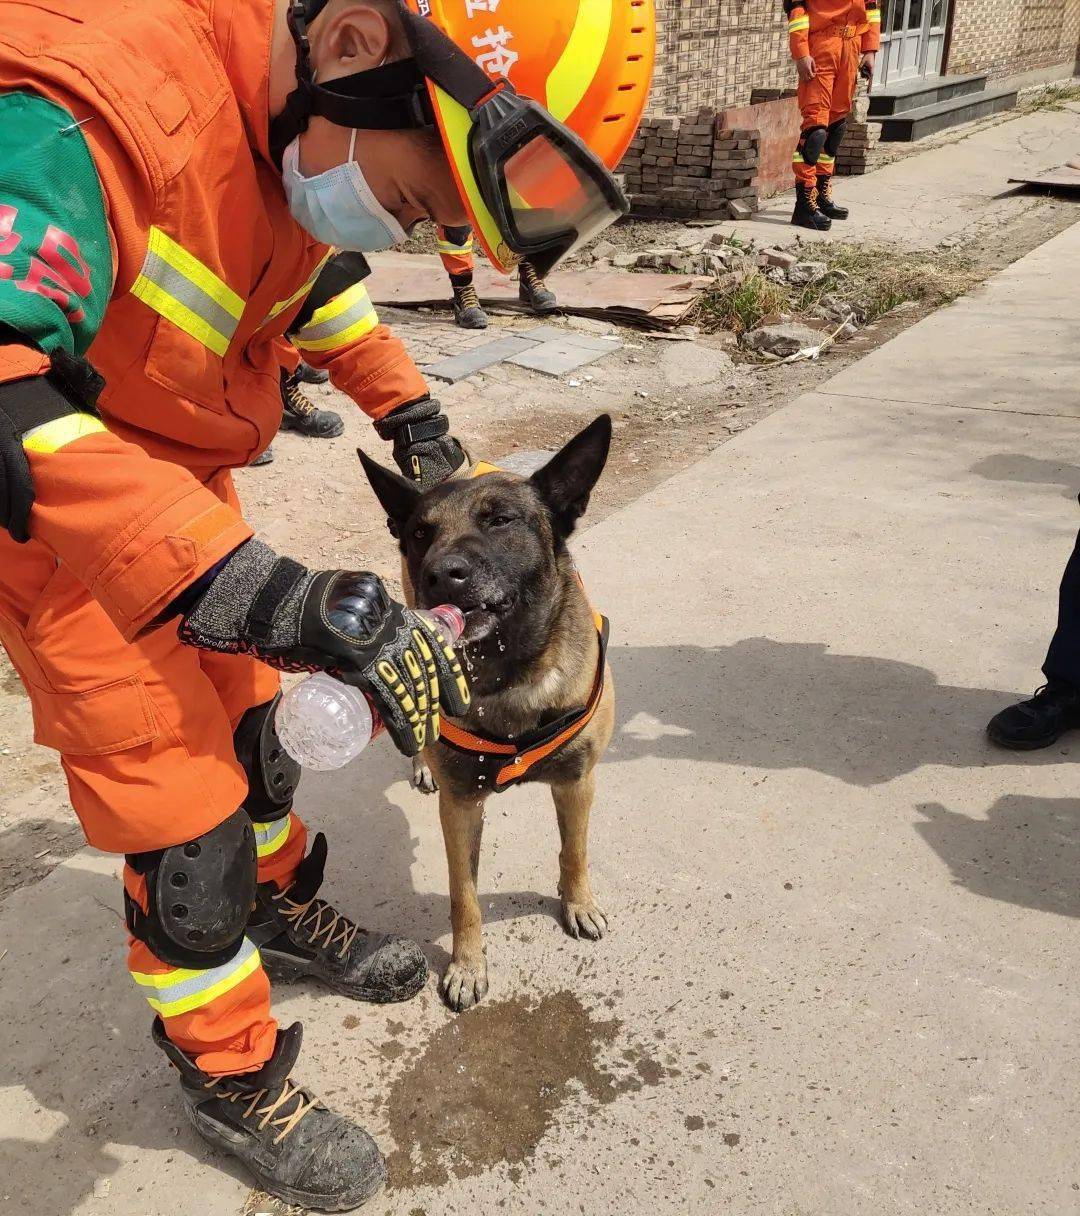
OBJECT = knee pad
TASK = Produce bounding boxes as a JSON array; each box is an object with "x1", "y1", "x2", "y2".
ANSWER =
[
  {"x1": 440, "y1": 224, "x2": 473, "y2": 250},
  {"x1": 824, "y1": 118, "x2": 848, "y2": 157},
  {"x1": 125, "y1": 809, "x2": 256, "y2": 969},
  {"x1": 233, "y1": 694, "x2": 300, "y2": 823},
  {"x1": 799, "y1": 125, "x2": 827, "y2": 166}
]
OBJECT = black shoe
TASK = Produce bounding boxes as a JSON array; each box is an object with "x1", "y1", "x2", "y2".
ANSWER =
[
  {"x1": 296, "y1": 361, "x2": 330, "y2": 385},
  {"x1": 250, "y1": 445, "x2": 274, "y2": 466},
  {"x1": 986, "y1": 681, "x2": 1080, "y2": 750},
  {"x1": 153, "y1": 1017, "x2": 385, "y2": 1212},
  {"x1": 451, "y1": 283, "x2": 489, "y2": 329},
  {"x1": 791, "y1": 181, "x2": 832, "y2": 231},
  {"x1": 280, "y1": 371, "x2": 345, "y2": 438},
  {"x1": 247, "y1": 833, "x2": 428, "y2": 1003},
  {"x1": 518, "y1": 260, "x2": 558, "y2": 311},
  {"x1": 816, "y1": 175, "x2": 849, "y2": 220}
]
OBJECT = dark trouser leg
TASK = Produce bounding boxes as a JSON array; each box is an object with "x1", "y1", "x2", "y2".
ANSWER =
[{"x1": 1042, "y1": 520, "x2": 1080, "y2": 687}]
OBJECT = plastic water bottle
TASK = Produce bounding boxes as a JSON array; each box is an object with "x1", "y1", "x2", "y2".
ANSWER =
[{"x1": 276, "y1": 604, "x2": 465, "y2": 771}]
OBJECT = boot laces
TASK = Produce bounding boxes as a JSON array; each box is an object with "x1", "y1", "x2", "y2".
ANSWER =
[
  {"x1": 520, "y1": 262, "x2": 544, "y2": 291},
  {"x1": 274, "y1": 885, "x2": 360, "y2": 960},
  {"x1": 209, "y1": 1075, "x2": 321, "y2": 1145},
  {"x1": 818, "y1": 176, "x2": 833, "y2": 203},
  {"x1": 456, "y1": 283, "x2": 481, "y2": 311},
  {"x1": 282, "y1": 377, "x2": 316, "y2": 420}
]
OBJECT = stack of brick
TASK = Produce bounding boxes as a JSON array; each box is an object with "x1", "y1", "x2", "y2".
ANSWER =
[
  {"x1": 833, "y1": 95, "x2": 884, "y2": 176},
  {"x1": 618, "y1": 110, "x2": 761, "y2": 220}
]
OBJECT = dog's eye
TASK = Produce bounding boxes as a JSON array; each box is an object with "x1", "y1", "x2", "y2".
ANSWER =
[
  {"x1": 488, "y1": 514, "x2": 514, "y2": 529},
  {"x1": 413, "y1": 524, "x2": 430, "y2": 541}
]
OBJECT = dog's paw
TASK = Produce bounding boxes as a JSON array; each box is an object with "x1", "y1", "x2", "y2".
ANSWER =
[
  {"x1": 561, "y1": 898, "x2": 608, "y2": 941},
  {"x1": 411, "y1": 758, "x2": 438, "y2": 795},
  {"x1": 441, "y1": 957, "x2": 488, "y2": 1012}
]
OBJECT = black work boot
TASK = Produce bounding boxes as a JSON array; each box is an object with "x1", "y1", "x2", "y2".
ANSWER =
[
  {"x1": 816, "y1": 174, "x2": 849, "y2": 220},
  {"x1": 451, "y1": 282, "x2": 489, "y2": 330},
  {"x1": 791, "y1": 181, "x2": 832, "y2": 231},
  {"x1": 280, "y1": 370, "x2": 345, "y2": 438},
  {"x1": 248, "y1": 833, "x2": 428, "y2": 1003},
  {"x1": 296, "y1": 360, "x2": 330, "y2": 385},
  {"x1": 153, "y1": 1017, "x2": 385, "y2": 1212},
  {"x1": 518, "y1": 260, "x2": 558, "y2": 311},
  {"x1": 986, "y1": 680, "x2": 1080, "y2": 750}
]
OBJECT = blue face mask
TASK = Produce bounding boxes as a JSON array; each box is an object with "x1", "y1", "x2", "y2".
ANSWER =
[{"x1": 282, "y1": 129, "x2": 407, "y2": 252}]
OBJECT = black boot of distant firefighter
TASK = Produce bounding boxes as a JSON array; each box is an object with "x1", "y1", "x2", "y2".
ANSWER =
[
  {"x1": 791, "y1": 180, "x2": 832, "y2": 231},
  {"x1": 816, "y1": 174, "x2": 849, "y2": 220}
]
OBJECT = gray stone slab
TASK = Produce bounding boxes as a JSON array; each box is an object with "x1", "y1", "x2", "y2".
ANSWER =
[
  {"x1": 521, "y1": 324, "x2": 622, "y2": 352},
  {"x1": 505, "y1": 339, "x2": 612, "y2": 377},
  {"x1": 424, "y1": 334, "x2": 540, "y2": 383}
]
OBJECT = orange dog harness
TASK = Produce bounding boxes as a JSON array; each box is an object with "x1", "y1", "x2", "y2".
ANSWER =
[{"x1": 438, "y1": 613, "x2": 609, "y2": 790}]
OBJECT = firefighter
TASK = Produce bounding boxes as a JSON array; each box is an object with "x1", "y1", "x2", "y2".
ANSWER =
[
  {"x1": 784, "y1": 0, "x2": 881, "y2": 230},
  {"x1": 437, "y1": 224, "x2": 558, "y2": 330},
  {"x1": 0, "y1": 0, "x2": 649, "y2": 1208},
  {"x1": 256, "y1": 253, "x2": 431, "y2": 465}
]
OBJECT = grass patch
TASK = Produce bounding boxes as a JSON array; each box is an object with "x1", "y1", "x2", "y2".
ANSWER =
[
  {"x1": 696, "y1": 271, "x2": 790, "y2": 335},
  {"x1": 695, "y1": 242, "x2": 979, "y2": 336},
  {"x1": 1019, "y1": 82, "x2": 1080, "y2": 113}
]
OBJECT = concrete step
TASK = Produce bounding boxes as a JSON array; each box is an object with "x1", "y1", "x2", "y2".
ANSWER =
[
  {"x1": 868, "y1": 71, "x2": 988, "y2": 116},
  {"x1": 868, "y1": 84, "x2": 1018, "y2": 141}
]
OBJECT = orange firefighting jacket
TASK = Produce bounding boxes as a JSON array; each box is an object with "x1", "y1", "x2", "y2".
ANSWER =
[
  {"x1": 784, "y1": 0, "x2": 882, "y2": 59},
  {"x1": 0, "y1": 0, "x2": 428, "y2": 641}
]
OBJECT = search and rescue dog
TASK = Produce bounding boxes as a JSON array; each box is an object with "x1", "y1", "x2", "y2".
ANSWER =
[{"x1": 359, "y1": 416, "x2": 615, "y2": 1011}]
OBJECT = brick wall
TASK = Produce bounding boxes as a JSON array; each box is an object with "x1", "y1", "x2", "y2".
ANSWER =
[
  {"x1": 947, "y1": 0, "x2": 1080, "y2": 77},
  {"x1": 647, "y1": 0, "x2": 1079, "y2": 110},
  {"x1": 648, "y1": 0, "x2": 795, "y2": 114}
]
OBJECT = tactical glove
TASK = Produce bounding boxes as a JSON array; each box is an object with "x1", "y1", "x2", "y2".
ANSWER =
[
  {"x1": 375, "y1": 396, "x2": 466, "y2": 489},
  {"x1": 179, "y1": 540, "x2": 469, "y2": 756}
]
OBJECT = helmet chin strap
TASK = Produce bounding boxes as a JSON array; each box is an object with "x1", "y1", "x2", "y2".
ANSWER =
[{"x1": 269, "y1": 0, "x2": 503, "y2": 167}]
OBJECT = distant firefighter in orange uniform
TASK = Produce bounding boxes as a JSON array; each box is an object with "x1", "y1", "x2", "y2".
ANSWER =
[{"x1": 784, "y1": 0, "x2": 881, "y2": 229}]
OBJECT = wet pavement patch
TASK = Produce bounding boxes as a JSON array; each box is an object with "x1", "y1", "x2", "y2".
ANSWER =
[{"x1": 382, "y1": 989, "x2": 673, "y2": 1190}]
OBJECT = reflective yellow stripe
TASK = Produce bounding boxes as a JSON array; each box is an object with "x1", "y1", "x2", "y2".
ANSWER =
[
  {"x1": 263, "y1": 250, "x2": 335, "y2": 325},
  {"x1": 131, "y1": 227, "x2": 244, "y2": 357},
  {"x1": 867, "y1": 9, "x2": 881, "y2": 20},
  {"x1": 546, "y1": 0, "x2": 613, "y2": 122},
  {"x1": 22, "y1": 412, "x2": 106, "y2": 454},
  {"x1": 792, "y1": 151, "x2": 805, "y2": 163},
  {"x1": 789, "y1": 16, "x2": 810, "y2": 30},
  {"x1": 293, "y1": 281, "x2": 378, "y2": 352},
  {"x1": 438, "y1": 238, "x2": 474, "y2": 254},
  {"x1": 252, "y1": 814, "x2": 292, "y2": 860},
  {"x1": 131, "y1": 939, "x2": 261, "y2": 1018},
  {"x1": 818, "y1": 154, "x2": 835, "y2": 164}
]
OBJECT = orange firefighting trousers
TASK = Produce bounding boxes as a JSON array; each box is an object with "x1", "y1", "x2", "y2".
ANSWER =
[
  {"x1": 794, "y1": 28, "x2": 860, "y2": 187},
  {"x1": 0, "y1": 472, "x2": 304, "y2": 1076},
  {"x1": 437, "y1": 224, "x2": 476, "y2": 282}
]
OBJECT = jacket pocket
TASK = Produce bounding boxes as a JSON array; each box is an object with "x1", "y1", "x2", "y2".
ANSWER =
[
  {"x1": 142, "y1": 313, "x2": 229, "y2": 413},
  {"x1": 31, "y1": 675, "x2": 159, "y2": 756}
]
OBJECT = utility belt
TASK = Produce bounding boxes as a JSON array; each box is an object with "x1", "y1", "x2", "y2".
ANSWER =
[{"x1": 825, "y1": 23, "x2": 859, "y2": 38}]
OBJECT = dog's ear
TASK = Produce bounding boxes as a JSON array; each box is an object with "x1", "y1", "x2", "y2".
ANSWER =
[
  {"x1": 530, "y1": 414, "x2": 612, "y2": 541},
  {"x1": 357, "y1": 448, "x2": 420, "y2": 539}
]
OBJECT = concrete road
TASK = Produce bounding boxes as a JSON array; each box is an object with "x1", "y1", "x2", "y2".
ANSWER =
[
  {"x1": 2, "y1": 222, "x2": 1080, "y2": 1215},
  {"x1": 709, "y1": 101, "x2": 1080, "y2": 249}
]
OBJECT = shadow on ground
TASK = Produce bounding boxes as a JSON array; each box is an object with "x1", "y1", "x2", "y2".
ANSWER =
[
  {"x1": 605, "y1": 637, "x2": 1058, "y2": 786},
  {"x1": 916, "y1": 794, "x2": 1080, "y2": 919},
  {"x1": 970, "y1": 453, "x2": 1080, "y2": 500}
]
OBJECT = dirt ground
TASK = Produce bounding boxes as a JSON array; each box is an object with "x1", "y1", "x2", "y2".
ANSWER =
[{"x1": 0, "y1": 157, "x2": 1077, "y2": 902}]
